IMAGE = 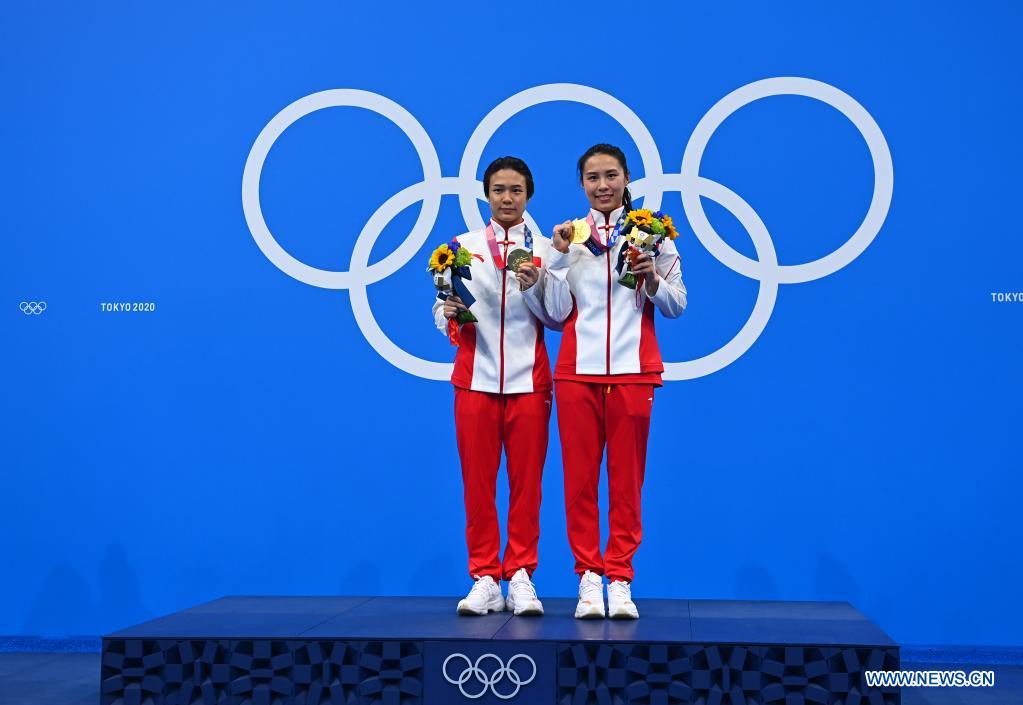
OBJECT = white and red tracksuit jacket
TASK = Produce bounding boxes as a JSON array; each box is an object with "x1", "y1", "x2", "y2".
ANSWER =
[
  {"x1": 432, "y1": 220, "x2": 561, "y2": 394},
  {"x1": 543, "y1": 206, "x2": 687, "y2": 377}
]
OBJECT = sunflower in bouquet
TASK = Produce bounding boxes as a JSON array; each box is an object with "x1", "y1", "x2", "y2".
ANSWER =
[{"x1": 428, "y1": 240, "x2": 477, "y2": 324}]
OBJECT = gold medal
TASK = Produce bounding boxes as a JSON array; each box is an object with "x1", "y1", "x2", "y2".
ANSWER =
[{"x1": 571, "y1": 219, "x2": 591, "y2": 244}]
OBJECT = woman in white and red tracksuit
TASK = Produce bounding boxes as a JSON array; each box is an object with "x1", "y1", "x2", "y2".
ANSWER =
[
  {"x1": 546, "y1": 144, "x2": 687, "y2": 619},
  {"x1": 432, "y1": 157, "x2": 561, "y2": 617}
]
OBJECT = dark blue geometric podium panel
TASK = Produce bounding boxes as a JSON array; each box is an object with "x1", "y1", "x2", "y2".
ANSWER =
[{"x1": 101, "y1": 596, "x2": 900, "y2": 705}]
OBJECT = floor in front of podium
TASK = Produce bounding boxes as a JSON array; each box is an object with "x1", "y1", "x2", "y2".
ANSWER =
[{"x1": 2, "y1": 596, "x2": 1021, "y2": 704}]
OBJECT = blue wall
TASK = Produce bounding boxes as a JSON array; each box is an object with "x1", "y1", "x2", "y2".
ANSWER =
[{"x1": 2, "y1": 1, "x2": 1021, "y2": 646}]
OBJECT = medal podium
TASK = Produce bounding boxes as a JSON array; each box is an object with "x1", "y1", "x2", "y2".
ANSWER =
[{"x1": 100, "y1": 595, "x2": 900, "y2": 704}]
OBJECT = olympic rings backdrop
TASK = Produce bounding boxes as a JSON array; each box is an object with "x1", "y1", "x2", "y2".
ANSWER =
[{"x1": 3, "y1": 1, "x2": 1021, "y2": 646}]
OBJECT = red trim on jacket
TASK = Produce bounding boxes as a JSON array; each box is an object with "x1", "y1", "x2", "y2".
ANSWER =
[
  {"x1": 554, "y1": 372, "x2": 663, "y2": 386},
  {"x1": 532, "y1": 321, "x2": 551, "y2": 391},
  {"x1": 638, "y1": 299, "x2": 662, "y2": 373},
  {"x1": 554, "y1": 295, "x2": 579, "y2": 377},
  {"x1": 451, "y1": 323, "x2": 477, "y2": 389}
]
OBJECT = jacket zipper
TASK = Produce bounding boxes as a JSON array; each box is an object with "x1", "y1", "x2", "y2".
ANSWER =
[
  {"x1": 606, "y1": 247, "x2": 612, "y2": 375},
  {"x1": 603, "y1": 211, "x2": 614, "y2": 376},
  {"x1": 500, "y1": 240, "x2": 508, "y2": 393}
]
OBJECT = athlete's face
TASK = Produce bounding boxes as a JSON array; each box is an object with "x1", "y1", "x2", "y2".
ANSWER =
[
  {"x1": 581, "y1": 153, "x2": 629, "y2": 212},
  {"x1": 487, "y1": 169, "x2": 529, "y2": 228}
]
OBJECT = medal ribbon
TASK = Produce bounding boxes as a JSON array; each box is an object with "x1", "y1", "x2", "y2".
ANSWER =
[
  {"x1": 486, "y1": 220, "x2": 533, "y2": 269},
  {"x1": 584, "y1": 211, "x2": 627, "y2": 256}
]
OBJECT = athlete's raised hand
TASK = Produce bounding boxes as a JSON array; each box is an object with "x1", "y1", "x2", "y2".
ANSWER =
[{"x1": 552, "y1": 221, "x2": 573, "y2": 254}]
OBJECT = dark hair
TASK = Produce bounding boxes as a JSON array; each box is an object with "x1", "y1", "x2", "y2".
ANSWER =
[
  {"x1": 483, "y1": 156, "x2": 535, "y2": 199},
  {"x1": 576, "y1": 143, "x2": 633, "y2": 212}
]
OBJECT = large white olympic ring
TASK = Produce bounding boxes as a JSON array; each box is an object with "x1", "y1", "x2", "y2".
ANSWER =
[
  {"x1": 242, "y1": 79, "x2": 893, "y2": 381},
  {"x1": 442, "y1": 652, "x2": 537, "y2": 700}
]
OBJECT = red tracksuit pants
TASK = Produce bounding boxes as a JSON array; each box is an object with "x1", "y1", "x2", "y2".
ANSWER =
[
  {"x1": 556, "y1": 381, "x2": 654, "y2": 583},
  {"x1": 454, "y1": 387, "x2": 551, "y2": 582}
]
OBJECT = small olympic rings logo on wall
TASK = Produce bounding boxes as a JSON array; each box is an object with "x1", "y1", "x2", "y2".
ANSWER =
[
  {"x1": 442, "y1": 652, "x2": 537, "y2": 699},
  {"x1": 20, "y1": 301, "x2": 47, "y2": 315},
  {"x1": 243, "y1": 80, "x2": 893, "y2": 381}
]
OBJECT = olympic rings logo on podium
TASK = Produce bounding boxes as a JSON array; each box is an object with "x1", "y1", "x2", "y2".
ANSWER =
[
  {"x1": 242, "y1": 80, "x2": 893, "y2": 381},
  {"x1": 20, "y1": 301, "x2": 47, "y2": 315},
  {"x1": 442, "y1": 652, "x2": 537, "y2": 700}
]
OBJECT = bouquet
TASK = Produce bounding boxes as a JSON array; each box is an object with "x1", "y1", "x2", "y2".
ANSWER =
[
  {"x1": 428, "y1": 241, "x2": 477, "y2": 346},
  {"x1": 617, "y1": 209, "x2": 680, "y2": 289}
]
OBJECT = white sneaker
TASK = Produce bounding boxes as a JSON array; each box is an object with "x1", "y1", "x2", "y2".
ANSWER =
[
  {"x1": 607, "y1": 579, "x2": 639, "y2": 619},
  {"x1": 456, "y1": 575, "x2": 505, "y2": 616},
  {"x1": 574, "y1": 570, "x2": 606, "y2": 619},
  {"x1": 506, "y1": 568, "x2": 544, "y2": 616}
]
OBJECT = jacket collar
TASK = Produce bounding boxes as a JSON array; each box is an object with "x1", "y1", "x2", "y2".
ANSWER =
[
  {"x1": 489, "y1": 218, "x2": 527, "y2": 245},
  {"x1": 590, "y1": 206, "x2": 626, "y2": 243},
  {"x1": 590, "y1": 205, "x2": 626, "y2": 227}
]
